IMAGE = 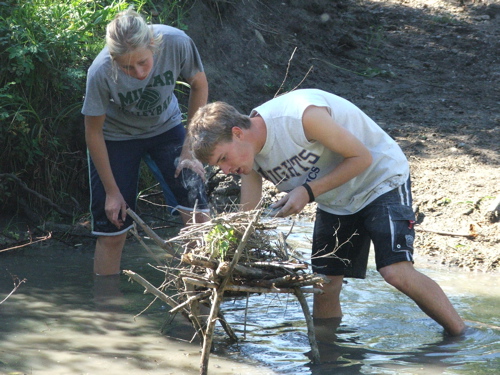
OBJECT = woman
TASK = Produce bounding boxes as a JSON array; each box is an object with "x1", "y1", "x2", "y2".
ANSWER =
[{"x1": 82, "y1": 8, "x2": 209, "y2": 276}]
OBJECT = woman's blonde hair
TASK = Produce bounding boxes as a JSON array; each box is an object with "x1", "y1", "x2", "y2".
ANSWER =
[
  {"x1": 189, "y1": 102, "x2": 251, "y2": 163},
  {"x1": 106, "y1": 7, "x2": 162, "y2": 79}
]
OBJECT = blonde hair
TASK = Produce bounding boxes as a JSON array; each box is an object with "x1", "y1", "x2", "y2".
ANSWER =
[
  {"x1": 106, "y1": 7, "x2": 162, "y2": 79},
  {"x1": 189, "y1": 102, "x2": 251, "y2": 163}
]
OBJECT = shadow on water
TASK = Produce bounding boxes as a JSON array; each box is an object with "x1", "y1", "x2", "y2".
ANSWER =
[
  {"x1": 1, "y1": 221, "x2": 499, "y2": 374},
  {"x1": 0, "y1": 243, "x2": 269, "y2": 374}
]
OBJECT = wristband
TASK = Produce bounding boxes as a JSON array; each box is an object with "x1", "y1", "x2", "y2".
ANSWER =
[{"x1": 302, "y1": 182, "x2": 315, "y2": 203}]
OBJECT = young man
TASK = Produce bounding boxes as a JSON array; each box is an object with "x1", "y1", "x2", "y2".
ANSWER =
[{"x1": 188, "y1": 88, "x2": 466, "y2": 336}]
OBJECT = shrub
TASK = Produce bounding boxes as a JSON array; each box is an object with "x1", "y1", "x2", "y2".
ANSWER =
[{"x1": 0, "y1": 0, "x2": 189, "y2": 221}]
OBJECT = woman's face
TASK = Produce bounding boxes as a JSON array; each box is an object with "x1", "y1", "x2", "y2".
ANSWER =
[{"x1": 114, "y1": 47, "x2": 154, "y2": 80}]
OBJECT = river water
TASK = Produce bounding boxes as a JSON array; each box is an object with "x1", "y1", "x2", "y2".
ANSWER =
[{"x1": 1, "y1": 220, "x2": 499, "y2": 374}]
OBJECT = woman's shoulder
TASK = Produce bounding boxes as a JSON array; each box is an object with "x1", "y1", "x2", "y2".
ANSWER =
[
  {"x1": 152, "y1": 24, "x2": 190, "y2": 40},
  {"x1": 88, "y1": 47, "x2": 111, "y2": 72}
]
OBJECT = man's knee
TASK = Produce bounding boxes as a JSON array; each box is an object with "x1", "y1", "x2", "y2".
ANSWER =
[{"x1": 379, "y1": 261, "x2": 414, "y2": 290}]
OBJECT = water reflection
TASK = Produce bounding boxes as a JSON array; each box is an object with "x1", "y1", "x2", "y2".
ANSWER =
[{"x1": 1, "y1": 221, "x2": 499, "y2": 375}]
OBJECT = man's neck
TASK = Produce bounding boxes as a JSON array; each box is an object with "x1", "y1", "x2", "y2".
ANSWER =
[{"x1": 249, "y1": 116, "x2": 267, "y2": 154}]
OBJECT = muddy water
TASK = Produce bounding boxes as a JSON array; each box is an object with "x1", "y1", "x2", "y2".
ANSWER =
[{"x1": 1, "y1": 221, "x2": 499, "y2": 374}]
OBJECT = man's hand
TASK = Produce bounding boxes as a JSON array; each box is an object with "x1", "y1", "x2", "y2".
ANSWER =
[
  {"x1": 174, "y1": 156, "x2": 206, "y2": 181},
  {"x1": 270, "y1": 185, "x2": 310, "y2": 217}
]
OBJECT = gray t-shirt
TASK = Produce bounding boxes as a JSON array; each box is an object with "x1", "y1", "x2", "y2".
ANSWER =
[
  {"x1": 251, "y1": 89, "x2": 410, "y2": 215},
  {"x1": 82, "y1": 25, "x2": 204, "y2": 141}
]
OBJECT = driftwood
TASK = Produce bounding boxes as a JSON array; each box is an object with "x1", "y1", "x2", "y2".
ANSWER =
[{"x1": 125, "y1": 207, "x2": 330, "y2": 375}]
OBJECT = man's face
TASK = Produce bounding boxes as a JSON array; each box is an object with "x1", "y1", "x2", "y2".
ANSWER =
[{"x1": 207, "y1": 129, "x2": 254, "y2": 175}]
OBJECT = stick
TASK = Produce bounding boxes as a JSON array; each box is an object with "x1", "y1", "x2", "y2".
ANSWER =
[
  {"x1": 244, "y1": 261, "x2": 308, "y2": 270},
  {"x1": 254, "y1": 273, "x2": 330, "y2": 288},
  {"x1": 123, "y1": 270, "x2": 205, "y2": 331},
  {"x1": 416, "y1": 226, "x2": 476, "y2": 238},
  {"x1": 0, "y1": 233, "x2": 52, "y2": 253},
  {"x1": 181, "y1": 253, "x2": 218, "y2": 269},
  {"x1": 126, "y1": 208, "x2": 177, "y2": 256},
  {"x1": 294, "y1": 287, "x2": 320, "y2": 364},
  {"x1": 182, "y1": 276, "x2": 323, "y2": 294},
  {"x1": 169, "y1": 290, "x2": 212, "y2": 314},
  {"x1": 200, "y1": 211, "x2": 260, "y2": 375},
  {"x1": 130, "y1": 223, "x2": 165, "y2": 265}
]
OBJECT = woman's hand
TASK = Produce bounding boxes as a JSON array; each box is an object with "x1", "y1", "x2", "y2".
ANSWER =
[{"x1": 105, "y1": 191, "x2": 128, "y2": 229}]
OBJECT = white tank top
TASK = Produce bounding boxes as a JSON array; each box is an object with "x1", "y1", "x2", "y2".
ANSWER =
[{"x1": 250, "y1": 89, "x2": 409, "y2": 215}]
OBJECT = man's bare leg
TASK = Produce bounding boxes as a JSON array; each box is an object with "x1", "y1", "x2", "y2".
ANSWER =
[
  {"x1": 313, "y1": 276, "x2": 344, "y2": 351},
  {"x1": 379, "y1": 261, "x2": 466, "y2": 336},
  {"x1": 313, "y1": 275, "x2": 344, "y2": 319}
]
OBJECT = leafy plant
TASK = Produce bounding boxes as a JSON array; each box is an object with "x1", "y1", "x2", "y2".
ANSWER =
[{"x1": 206, "y1": 223, "x2": 238, "y2": 261}]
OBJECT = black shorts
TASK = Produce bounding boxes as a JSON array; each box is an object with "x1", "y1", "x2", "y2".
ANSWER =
[
  {"x1": 312, "y1": 178, "x2": 415, "y2": 279},
  {"x1": 89, "y1": 124, "x2": 209, "y2": 236}
]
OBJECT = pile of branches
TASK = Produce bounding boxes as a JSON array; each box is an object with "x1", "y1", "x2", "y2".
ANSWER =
[{"x1": 125, "y1": 208, "x2": 329, "y2": 374}]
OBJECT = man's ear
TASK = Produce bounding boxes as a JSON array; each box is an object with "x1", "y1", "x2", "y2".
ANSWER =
[{"x1": 232, "y1": 126, "x2": 243, "y2": 139}]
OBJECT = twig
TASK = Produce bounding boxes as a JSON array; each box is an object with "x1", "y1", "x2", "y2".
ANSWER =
[
  {"x1": 0, "y1": 276, "x2": 27, "y2": 305},
  {"x1": 275, "y1": 47, "x2": 313, "y2": 98},
  {"x1": 130, "y1": 223, "x2": 165, "y2": 265},
  {"x1": 243, "y1": 293, "x2": 250, "y2": 339},
  {"x1": 169, "y1": 290, "x2": 212, "y2": 314}
]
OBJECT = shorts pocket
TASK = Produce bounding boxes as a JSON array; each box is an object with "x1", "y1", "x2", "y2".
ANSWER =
[
  {"x1": 388, "y1": 204, "x2": 415, "y2": 222},
  {"x1": 388, "y1": 204, "x2": 416, "y2": 252}
]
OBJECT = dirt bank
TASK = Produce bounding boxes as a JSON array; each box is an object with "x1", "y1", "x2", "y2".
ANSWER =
[
  {"x1": 2, "y1": 0, "x2": 497, "y2": 273},
  {"x1": 185, "y1": 0, "x2": 500, "y2": 272}
]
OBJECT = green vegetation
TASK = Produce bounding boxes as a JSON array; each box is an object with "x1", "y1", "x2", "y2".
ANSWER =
[
  {"x1": 206, "y1": 223, "x2": 238, "y2": 261},
  {"x1": 0, "y1": 0, "x2": 189, "y2": 221}
]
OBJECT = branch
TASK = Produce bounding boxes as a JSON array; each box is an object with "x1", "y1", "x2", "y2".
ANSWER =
[
  {"x1": 126, "y1": 208, "x2": 177, "y2": 256},
  {"x1": 0, "y1": 173, "x2": 73, "y2": 217},
  {"x1": 416, "y1": 225, "x2": 477, "y2": 238},
  {"x1": 182, "y1": 276, "x2": 324, "y2": 295},
  {"x1": 294, "y1": 287, "x2": 320, "y2": 364},
  {"x1": 0, "y1": 232, "x2": 52, "y2": 253}
]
